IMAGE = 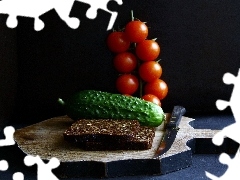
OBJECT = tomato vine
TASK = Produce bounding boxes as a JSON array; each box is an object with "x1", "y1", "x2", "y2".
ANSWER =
[{"x1": 106, "y1": 10, "x2": 168, "y2": 106}]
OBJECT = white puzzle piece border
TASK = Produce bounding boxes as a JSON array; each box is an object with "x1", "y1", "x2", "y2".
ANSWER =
[
  {"x1": 0, "y1": 126, "x2": 60, "y2": 180},
  {"x1": 206, "y1": 69, "x2": 240, "y2": 180},
  {"x1": 0, "y1": 0, "x2": 123, "y2": 31}
]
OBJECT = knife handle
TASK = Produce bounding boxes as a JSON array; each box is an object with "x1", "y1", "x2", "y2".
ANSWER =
[{"x1": 166, "y1": 106, "x2": 186, "y2": 128}]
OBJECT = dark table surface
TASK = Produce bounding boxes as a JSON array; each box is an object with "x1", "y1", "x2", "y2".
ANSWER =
[{"x1": 0, "y1": 114, "x2": 236, "y2": 179}]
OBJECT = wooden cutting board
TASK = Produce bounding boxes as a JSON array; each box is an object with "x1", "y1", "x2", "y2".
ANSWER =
[{"x1": 13, "y1": 114, "x2": 219, "y2": 178}]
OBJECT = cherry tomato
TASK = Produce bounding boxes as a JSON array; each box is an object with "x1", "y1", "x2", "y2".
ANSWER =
[
  {"x1": 144, "y1": 79, "x2": 168, "y2": 100},
  {"x1": 107, "y1": 31, "x2": 130, "y2": 53},
  {"x1": 116, "y1": 74, "x2": 139, "y2": 95},
  {"x1": 124, "y1": 20, "x2": 148, "y2": 43},
  {"x1": 139, "y1": 61, "x2": 162, "y2": 82},
  {"x1": 113, "y1": 52, "x2": 137, "y2": 73},
  {"x1": 136, "y1": 40, "x2": 160, "y2": 61},
  {"x1": 142, "y1": 94, "x2": 161, "y2": 106}
]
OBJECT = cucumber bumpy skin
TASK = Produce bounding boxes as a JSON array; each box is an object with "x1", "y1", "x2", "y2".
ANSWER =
[{"x1": 58, "y1": 90, "x2": 165, "y2": 127}]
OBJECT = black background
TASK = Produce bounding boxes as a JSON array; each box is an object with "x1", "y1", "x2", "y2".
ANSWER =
[{"x1": 1, "y1": 0, "x2": 239, "y2": 124}]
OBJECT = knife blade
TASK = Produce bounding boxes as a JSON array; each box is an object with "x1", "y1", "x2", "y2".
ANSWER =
[{"x1": 153, "y1": 105, "x2": 186, "y2": 158}]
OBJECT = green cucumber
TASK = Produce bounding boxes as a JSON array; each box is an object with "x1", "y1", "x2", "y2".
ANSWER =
[{"x1": 58, "y1": 90, "x2": 165, "y2": 127}]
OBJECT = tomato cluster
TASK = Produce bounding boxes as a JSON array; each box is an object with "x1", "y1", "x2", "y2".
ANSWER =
[{"x1": 107, "y1": 18, "x2": 168, "y2": 106}]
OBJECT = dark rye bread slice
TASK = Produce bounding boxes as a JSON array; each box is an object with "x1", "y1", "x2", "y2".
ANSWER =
[
  {"x1": 63, "y1": 119, "x2": 155, "y2": 150},
  {"x1": 63, "y1": 119, "x2": 140, "y2": 143},
  {"x1": 83, "y1": 126, "x2": 155, "y2": 150}
]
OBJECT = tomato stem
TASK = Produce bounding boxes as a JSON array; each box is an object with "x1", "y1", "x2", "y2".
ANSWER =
[
  {"x1": 152, "y1": 38, "x2": 158, "y2": 41},
  {"x1": 138, "y1": 60, "x2": 143, "y2": 98},
  {"x1": 131, "y1": 10, "x2": 134, "y2": 21},
  {"x1": 58, "y1": 98, "x2": 65, "y2": 106},
  {"x1": 130, "y1": 10, "x2": 143, "y2": 98}
]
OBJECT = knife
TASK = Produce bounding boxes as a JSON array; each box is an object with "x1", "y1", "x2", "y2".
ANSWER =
[{"x1": 153, "y1": 106, "x2": 186, "y2": 158}]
